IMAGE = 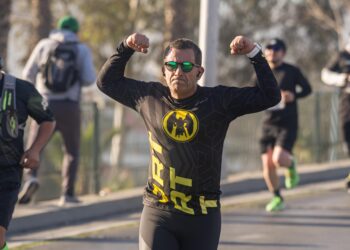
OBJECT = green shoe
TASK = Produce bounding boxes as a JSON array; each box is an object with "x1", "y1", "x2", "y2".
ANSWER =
[
  {"x1": 285, "y1": 160, "x2": 300, "y2": 189},
  {"x1": 1, "y1": 243, "x2": 9, "y2": 250},
  {"x1": 265, "y1": 196, "x2": 285, "y2": 212}
]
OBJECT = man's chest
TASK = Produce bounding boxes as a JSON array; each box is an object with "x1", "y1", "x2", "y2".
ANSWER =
[
  {"x1": 274, "y1": 70, "x2": 296, "y2": 90},
  {"x1": 139, "y1": 95, "x2": 228, "y2": 144}
]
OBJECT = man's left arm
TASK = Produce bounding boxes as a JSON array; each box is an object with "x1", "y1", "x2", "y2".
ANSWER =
[
  {"x1": 226, "y1": 36, "x2": 281, "y2": 116},
  {"x1": 295, "y1": 68, "x2": 312, "y2": 98},
  {"x1": 79, "y1": 44, "x2": 96, "y2": 86},
  {"x1": 21, "y1": 121, "x2": 55, "y2": 169},
  {"x1": 22, "y1": 41, "x2": 43, "y2": 84},
  {"x1": 21, "y1": 83, "x2": 56, "y2": 169}
]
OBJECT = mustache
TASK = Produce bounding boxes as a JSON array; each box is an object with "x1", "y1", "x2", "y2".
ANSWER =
[{"x1": 171, "y1": 77, "x2": 186, "y2": 81}]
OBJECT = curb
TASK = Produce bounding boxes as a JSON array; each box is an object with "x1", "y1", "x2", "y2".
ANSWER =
[
  {"x1": 10, "y1": 160, "x2": 350, "y2": 234},
  {"x1": 11, "y1": 188, "x2": 144, "y2": 234},
  {"x1": 221, "y1": 160, "x2": 350, "y2": 197}
]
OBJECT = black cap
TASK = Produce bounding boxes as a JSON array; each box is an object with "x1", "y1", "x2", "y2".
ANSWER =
[{"x1": 266, "y1": 38, "x2": 287, "y2": 51}]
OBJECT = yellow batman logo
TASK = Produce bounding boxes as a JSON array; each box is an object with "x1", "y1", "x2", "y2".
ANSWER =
[{"x1": 163, "y1": 110, "x2": 198, "y2": 142}]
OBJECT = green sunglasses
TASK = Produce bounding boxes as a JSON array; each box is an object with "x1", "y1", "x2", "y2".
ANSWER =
[{"x1": 164, "y1": 61, "x2": 200, "y2": 73}]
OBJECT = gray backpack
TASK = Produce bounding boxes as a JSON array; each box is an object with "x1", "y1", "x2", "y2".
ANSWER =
[{"x1": 41, "y1": 41, "x2": 79, "y2": 93}]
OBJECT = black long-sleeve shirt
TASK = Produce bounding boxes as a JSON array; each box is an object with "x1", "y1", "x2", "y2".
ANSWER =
[
  {"x1": 97, "y1": 41, "x2": 280, "y2": 216},
  {"x1": 260, "y1": 63, "x2": 312, "y2": 127}
]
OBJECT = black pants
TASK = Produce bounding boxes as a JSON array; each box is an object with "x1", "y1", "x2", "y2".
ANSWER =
[
  {"x1": 0, "y1": 187, "x2": 19, "y2": 229},
  {"x1": 26, "y1": 100, "x2": 81, "y2": 196},
  {"x1": 139, "y1": 206, "x2": 221, "y2": 250},
  {"x1": 342, "y1": 121, "x2": 350, "y2": 156}
]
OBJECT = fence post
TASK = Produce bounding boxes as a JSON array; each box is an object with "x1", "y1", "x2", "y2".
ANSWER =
[
  {"x1": 328, "y1": 89, "x2": 340, "y2": 162},
  {"x1": 314, "y1": 92, "x2": 321, "y2": 163},
  {"x1": 92, "y1": 102, "x2": 100, "y2": 194}
]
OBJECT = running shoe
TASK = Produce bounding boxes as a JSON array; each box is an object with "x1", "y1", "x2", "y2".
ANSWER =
[
  {"x1": 265, "y1": 196, "x2": 285, "y2": 212},
  {"x1": 2, "y1": 243, "x2": 9, "y2": 250},
  {"x1": 285, "y1": 160, "x2": 300, "y2": 189},
  {"x1": 58, "y1": 195, "x2": 81, "y2": 207},
  {"x1": 18, "y1": 177, "x2": 39, "y2": 204}
]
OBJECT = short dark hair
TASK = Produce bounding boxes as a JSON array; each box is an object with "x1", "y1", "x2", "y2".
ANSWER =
[{"x1": 164, "y1": 38, "x2": 202, "y2": 65}]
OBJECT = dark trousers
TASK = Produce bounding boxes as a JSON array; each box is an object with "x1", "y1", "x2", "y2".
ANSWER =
[
  {"x1": 0, "y1": 187, "x2": 19, "y2": 229},
  {"x1": 139, "y1": 206, "x2": 221, "y2": 250},
  {"x1": 342, "y1": 120, "x2": 350, "y2": 156},
  {"x1": 26, "y1": 100, "x2": 81, "y2": 196}
]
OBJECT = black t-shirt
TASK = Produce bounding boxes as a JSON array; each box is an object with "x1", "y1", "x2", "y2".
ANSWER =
[
  {"x1": 97, "y1": 41, "x2": 280, "y2": 215},
  {"x1": 258, "y1": 63, "x2": 312, "y2": 127},
  {"x1": 0, "y1": 75, "x2": 54, "y2": 186}
]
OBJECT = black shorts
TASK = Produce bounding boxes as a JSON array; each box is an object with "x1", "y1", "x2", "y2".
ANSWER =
[
  {"x1": 259, "y1": 124, "x2": 297, "y2": 154},
  {"x1": 139, "y1": 206, "x2": 221, "y2": 250},
  {"x1": 0, "y1": 187, "x2": 19, "y2": 230}
]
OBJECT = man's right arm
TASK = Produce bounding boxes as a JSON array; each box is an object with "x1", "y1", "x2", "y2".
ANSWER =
[
  {"x1": 97, "y1": 33, "x2": 151, "y2": 110},
  {"x1": 96, "y1": 40, "x2": 141, "y2": 109}
]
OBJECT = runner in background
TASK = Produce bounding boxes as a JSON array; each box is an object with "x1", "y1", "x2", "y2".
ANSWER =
[{"x1": 256, "y1": 38, "x2": 312, "y2": 212}]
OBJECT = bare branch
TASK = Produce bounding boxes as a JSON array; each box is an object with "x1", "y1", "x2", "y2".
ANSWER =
[
  {"x1": 306, "y1": 0, "x2": 338, "y2": 32},
  {"x1": 329, "y1": 0, "x2": 344, "y2": 46}
]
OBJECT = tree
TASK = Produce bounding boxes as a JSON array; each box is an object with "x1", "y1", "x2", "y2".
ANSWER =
[
  {"x1": 0, "y1": 0, "x2": 12, "y2": 67},
  {"x1": 21, "y1": 0, "x2": 52, "y2": 64},
  {"x1": 164, "y1": 0, "x2": 189, "y2": 44},
  {"x1": 306, "y1": 0, "x2": 350, "y2": 49},
  {"x1": 29, "y1": 0, "x2": 52, "y2": 50}
]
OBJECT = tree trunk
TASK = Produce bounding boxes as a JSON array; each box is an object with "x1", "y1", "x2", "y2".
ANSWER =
[
  {"x1": 0, "y1": 0, "x2": 12, "y2": 68},
  {"x1": 110, "y1": 0, "x2": 140, "y2": 169},
  {"x1": 164, "y1": 0, "x2": 189, "y2": 44},
  {"x1": 28, "y1": 0, "x2": 52, "y2": 56}
]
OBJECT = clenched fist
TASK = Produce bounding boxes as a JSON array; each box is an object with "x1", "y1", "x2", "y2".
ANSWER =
[
  {"x1": 20, "y1": 149, "x2": 40, "y2": 170},
  {"x1": 126, "y1": 33, "x2": 149, "y2": 53},
  {"x1": 230, "y1": 36, "x2": 255, "y2": 55}
]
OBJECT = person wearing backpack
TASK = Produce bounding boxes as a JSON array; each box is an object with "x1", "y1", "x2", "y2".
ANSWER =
[
  {"x1": 321, "y1": 39, "x2": 350, "y2": 193},
  {"x1": 20, "y1": 16, "x2": 96, "y2": 206},
  {"x1": 0, "y1": 57, "x2": 55, "y2": 250}
]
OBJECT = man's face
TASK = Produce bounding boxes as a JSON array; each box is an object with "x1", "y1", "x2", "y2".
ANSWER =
[
  {"x1": 264, "y1": 47, "x2": 286, "y2": 65},
  {"x1": 163, "y1": 48, "x2": 204, "y2": 99}
]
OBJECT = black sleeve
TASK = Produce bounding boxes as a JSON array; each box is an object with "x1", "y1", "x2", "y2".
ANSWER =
[
  {"x1": 96, "y1": 40, "x2": 152, "y2": 111},
  {"x1": 295, "y1": 68, "x2": 312, "y2": 99},
  {"x1": 222, "y1": 52, "x2": 281, "y2": 119},
  {"x1": 325, "y1": 53, "x2": 342, "y2": 73},
  {"x1": 25, "y1": 83, "x2": 55, "y2": 124}
]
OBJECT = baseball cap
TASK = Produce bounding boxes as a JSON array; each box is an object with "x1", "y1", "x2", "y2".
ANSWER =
[
  {"x1": 0, "y1": 56, "x2": 3, "y2": 70},
  {"x1": 266, "y1": 38, "x2": 287, "y2": 51},
  {"x1": 57, "y1": 16, "x2": 79, "y2": 33}
]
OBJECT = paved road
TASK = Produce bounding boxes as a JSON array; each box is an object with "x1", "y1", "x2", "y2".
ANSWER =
[{"x1": 11, "y1": 188, "x2": 350, "y2": 250}]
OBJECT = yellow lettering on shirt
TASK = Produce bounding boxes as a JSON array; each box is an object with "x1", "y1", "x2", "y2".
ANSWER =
[
  {"x1": 170, "y1": 167, "x2": 192, "y2": 189},
  {"x1": 199, "y1": 196, "x2": 218, "y2": 214},
  {"x1": 152, "y1": 183, "x2": 168, "y2": 203},
  {"x1": 170, "y1": 190, "x2": 194, "y2": 215}
]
